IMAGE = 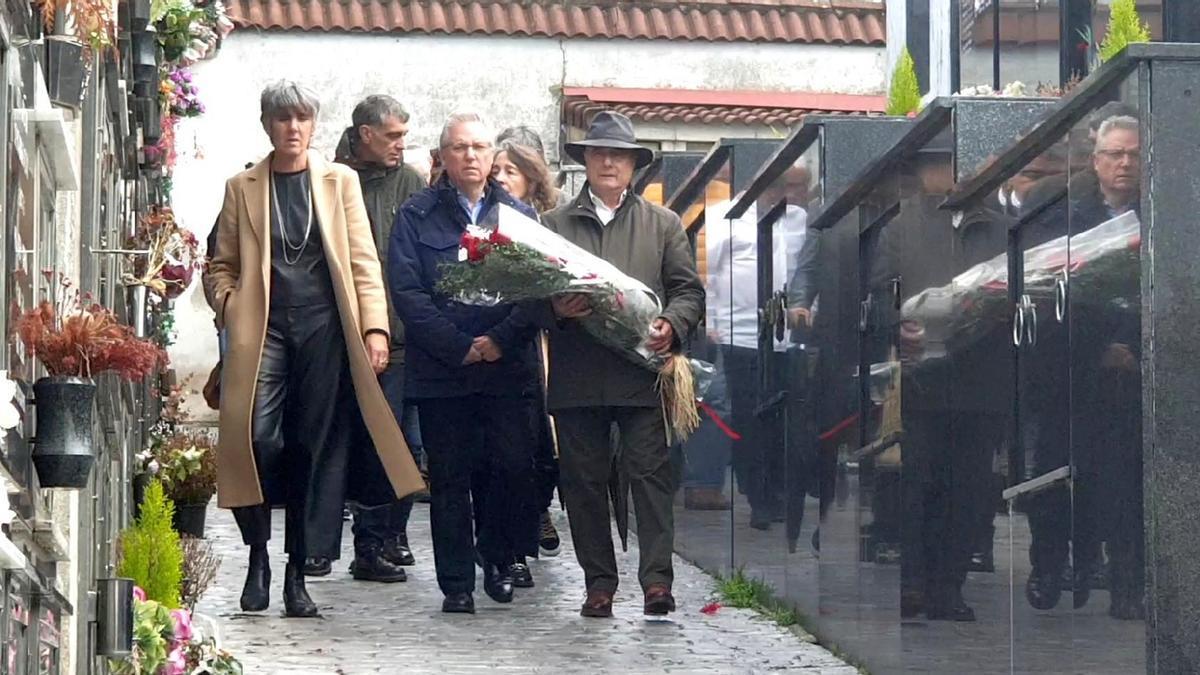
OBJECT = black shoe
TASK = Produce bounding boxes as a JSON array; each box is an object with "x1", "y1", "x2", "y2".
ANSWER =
[
  {"x1": 240, "y1": 548, "x2": 270, "y2": 612},
  {"x1": 1072, "y1": 567, "x2": 1093, "y2": 610},
  {"x1": 482, "y1": 562, "x2": 514, "y2": 603},
  {"x1": 442, "y1": 593, "x2": 475, "y2": 614},
  {"x1": 382, "y1": 537, "x2": 416, "y2": 567},
  {"x1": 750, "y1": 509, "x2": 772, "y2": 531},
  {"x1": 283, "y1": 563, "x2": 319, "y2": 618},
  {"x1": 925, "y1": 589, "x2": 976, "y2": 622},
  {"x1": 901, "y1": 590, "x2": 924, "y2": 619},
  {"x1": 510, "y1": 559, "x2": 534, "y2": 588},
  {"x1": 538, "y1": 511, "x2": 561, "y2": 557},
  {"x1": 968, "y1": 551, "x2": 995, "y2": 573},
  {"x1": 350, "y1": 552, "x2": 407, "y2": 583},
  {"x1": 811, "y1": 528, "x2": 820, "y2": 553},
  {"x1": 1026, "y1": 570, "x2": 1062, "y2": 611},
  {"x1": 303, "y1": 557, "x2": 331, "y2": 577}
]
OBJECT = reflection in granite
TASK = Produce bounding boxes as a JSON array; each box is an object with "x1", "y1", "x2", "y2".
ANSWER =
[{"x1": 954, "y1": 99, "x2": 1056, "y2": 182}]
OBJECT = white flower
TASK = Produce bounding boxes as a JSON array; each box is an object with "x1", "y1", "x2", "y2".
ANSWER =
[
  {"x1": 0, "y1": 373, "x2": 19, "y2": 431},
  {"x1": 1001, "y1": 81, "x2": 1029, "y2": 97},
  {"x1": 147, "y1": 460, "x2": 161, "y2": 475}
]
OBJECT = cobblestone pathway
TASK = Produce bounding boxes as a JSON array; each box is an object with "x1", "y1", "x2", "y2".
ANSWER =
[{"x1": 195, "y1": 504, "x2": 857, "y2": 674}]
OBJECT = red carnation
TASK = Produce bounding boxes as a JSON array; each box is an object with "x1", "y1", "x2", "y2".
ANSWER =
[
  {"x1": 489, "y1": 230, "x2": 513, "y2": 246},
  {"x1": 461, "y1": 232, "x2": 488, "y2": 262}
]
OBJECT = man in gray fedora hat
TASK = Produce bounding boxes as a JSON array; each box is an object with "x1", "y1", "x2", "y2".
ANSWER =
[{"x1": 537, "y1": 111, "x2": 704, "y2": 618}]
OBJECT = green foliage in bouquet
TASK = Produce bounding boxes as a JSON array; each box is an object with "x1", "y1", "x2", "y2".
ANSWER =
[
  {"x1": 109, "y1": 599, "x2": 174, "y2": 675},
  {"x1": 437, "y1": 240, "x2": 573, "y2": 303},
  {"x1": 118, "y1": 481, "x2": 184, "y2": 608},
  {"x1": 149, "y1": 430, "x2": 218, "y2": 506},
  {"x1": 1100, "y1": 0, "x2": 1151, "y2": 63},
  {"x1": 887, "y1": 47, "x2": 922, "y2": 116}
]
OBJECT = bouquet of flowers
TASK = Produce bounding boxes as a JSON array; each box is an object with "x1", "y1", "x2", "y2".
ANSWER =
[
  {"x1": 13, "y1": 275, "x2": 166, "y2": 380},
  {"x1": 437, "y1": 205, "x2": 706, "y2": 443},
  {"x1": 901, "y1": 210, "x2": 1140, "y2": 363},
  {"x1": 125, "y1": 207, "x2": 201, "y2": 299},
  {"x1": 137, "y1": 429, "x2": 217, "y2": 506},
  {"x1": 160, "y1": 68, "x2": 204, "y2": 118},
  {"x1": 111, "y1": 588, "x2": 242, "y2": 675}
]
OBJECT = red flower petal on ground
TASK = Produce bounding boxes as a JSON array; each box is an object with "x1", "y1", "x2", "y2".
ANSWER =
[{"x1": 701, "y1": 602, "x2": 721, "y2": 615}]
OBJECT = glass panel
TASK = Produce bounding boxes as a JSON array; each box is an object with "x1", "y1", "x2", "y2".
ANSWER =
[
  {"x1": 673, "y1": 161, "x2": 733, "y2": 579},
  {"x1": 769, "y1": 144, "x2": 823, "y2": 622},
  {"x1": 863, "y1": 125, "x2": 1015, "y2": 672},
  {"x1": 959, "y1": 0, "x2": 1061, "y2": 90},
  {"x1": 1094, "y1": 1, "x2": 1165, "y2": 44},
  {"x1": 1065, "y1": 72, "x2": 1145, "y2": 673}
]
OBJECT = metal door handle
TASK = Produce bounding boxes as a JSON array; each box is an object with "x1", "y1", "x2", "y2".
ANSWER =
[
  {"x1": 1054, "y1": 272, "x2": 1067, "y2": 323},
  {"x1": 859, "y1": 293, "x2": 872, "y2": 332},
  {"x1": 1012, "y1": 305, "x2": 1025, "y2": 347},
  {"x1": 1022, "y1": 294, "x2": 1037, "y2": 346}
]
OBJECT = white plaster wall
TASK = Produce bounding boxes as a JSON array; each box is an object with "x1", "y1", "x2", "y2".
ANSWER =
[{"x1": 168, "y1": 31, "x2": 885, "y2": 420}]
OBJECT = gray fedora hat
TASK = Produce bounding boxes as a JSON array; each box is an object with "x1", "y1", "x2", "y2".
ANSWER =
[{"x1": 565, "y1": 110, "x2": 655, "y2": 169}]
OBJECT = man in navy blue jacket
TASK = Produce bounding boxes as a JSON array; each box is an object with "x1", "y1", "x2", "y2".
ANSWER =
[{"x1": 388, "y1": 112, "x2": 541, "y2": 614}]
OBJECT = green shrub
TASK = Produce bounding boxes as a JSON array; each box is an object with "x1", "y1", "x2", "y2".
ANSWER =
[
  {"x1": 118, "y1": 480, "x2": 183, "y2": 608},
  {"x1": 1099, "y1": 0, "x2": 1152, "y2": 63},
  {"x1": 886, "y1": 47, "x2": 922, "y2": 116}
]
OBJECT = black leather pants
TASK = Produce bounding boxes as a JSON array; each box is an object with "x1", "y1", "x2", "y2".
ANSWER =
[{"x1": 232, "y1": 303, "x2": 355, "y2": 561}]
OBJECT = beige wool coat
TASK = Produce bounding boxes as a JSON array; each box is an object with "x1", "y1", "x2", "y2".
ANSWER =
[{"x1": 206, "y1": 150, "x2": 425, "y2": 508}]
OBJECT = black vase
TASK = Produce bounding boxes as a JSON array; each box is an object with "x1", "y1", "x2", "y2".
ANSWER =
[
  {"x1": 45, "y1": 37, "x2": 87, "y2": 110},
  {"x1": 130, "y1": 0, "x2": 152, "y2": 31},
  {"x1": 172, "y1": 501, "x2": 208, "y2": 538},
  {"x1": 132, "y1": 473, "x2": 149, "y2": 519},
  {"x1": 33, "y1": 377, "x2": 97, "y2": 489}
]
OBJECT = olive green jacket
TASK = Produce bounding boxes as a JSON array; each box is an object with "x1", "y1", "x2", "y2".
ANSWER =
[{"x1": 539, "y1": 186, "x2": 705, "y2": 410}]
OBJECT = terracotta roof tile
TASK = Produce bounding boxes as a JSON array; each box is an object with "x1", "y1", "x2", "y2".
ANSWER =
[
  {"x1": 562, "y1": 87, "x2": 886, "y2": 129},
  {"x1": 227, "y1": 0, "x2": 886, "y2": 45}
]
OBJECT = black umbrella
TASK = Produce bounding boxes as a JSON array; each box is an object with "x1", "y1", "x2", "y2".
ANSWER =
[{"x1": 608, "y1": 427, "x2": 630, "y2": 552}]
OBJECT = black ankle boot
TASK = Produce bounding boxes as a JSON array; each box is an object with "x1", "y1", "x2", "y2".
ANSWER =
[
  {"x1": 482, "y1": 561, "x2": 514, "y2": 603},
  {"x1": 283, "y1": 563, "x2": 319, "y2": 618},
  {"x1": 240, "y1": 547, "x2": 270, "y2": 612},
  {"x1": 382, "y1": 535, "x2": 416, "y2": 567}
]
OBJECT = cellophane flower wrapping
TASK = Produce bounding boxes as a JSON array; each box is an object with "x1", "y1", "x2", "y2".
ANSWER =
[
  {"x1": 901, "y1": 209, "x2": 1139, "y2": 364},
  {"x1": 437, "y1": 204, "x2": 710, "y2": 440}
]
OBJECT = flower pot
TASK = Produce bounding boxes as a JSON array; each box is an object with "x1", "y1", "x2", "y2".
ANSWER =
[
  {"x1": 135, "y1": 97, "x2": 161, "y2": 146},
  {"x1": 45, "y1": 37, "x2": 88, "y2": 110},
  {"x1": 131, "y1": 28, "x2": 158, "y2": 84},
  {"x1": 132, "y1": 472, "x2": 149, "y2": 519},
  {"x1": 172, "y1": 501, "x2": 208, "y2": 538},
  {"x1": 32, "y1": 377, "x2": 97, "y2": 489},
  {"x1": 95, "y1": 577, "x2": 134, "y2": 656},
  {"x1": 126, "y1": 284, "x2": 149, "y2": 337}
]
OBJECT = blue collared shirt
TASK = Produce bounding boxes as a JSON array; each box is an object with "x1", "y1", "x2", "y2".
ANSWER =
[{"x1": 456, "y1": 188, "x2": 489, "y2": 225}]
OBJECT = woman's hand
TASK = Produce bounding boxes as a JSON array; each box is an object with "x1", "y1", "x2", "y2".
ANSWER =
[
  {"x1": 552, "y1": 294, "x2": 592, "y2": 319},
  {"x1": 365, "y1": 333, "x2": 389, "y2": 374}
]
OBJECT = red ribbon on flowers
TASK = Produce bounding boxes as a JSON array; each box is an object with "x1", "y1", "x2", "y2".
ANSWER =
[{"x1": 698, "y1": 401, "x2": 741, "y2": 441}]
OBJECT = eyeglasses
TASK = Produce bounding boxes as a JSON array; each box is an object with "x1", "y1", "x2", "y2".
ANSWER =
[
  {"x1": 1095, "y1": 148, "x2": 1139, "y2": 161},
  {"x1": 442, "y1": 142, "x2": 493, "y2": 156}
]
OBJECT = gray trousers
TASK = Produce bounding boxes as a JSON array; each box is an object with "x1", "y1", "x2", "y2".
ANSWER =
[{"x1": 555, "y1": 406, "x2": 675, "y2": 594}]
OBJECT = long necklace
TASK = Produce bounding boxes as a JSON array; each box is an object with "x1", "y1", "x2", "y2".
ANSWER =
[{"x1": 270, "y1": 170, "x2": 314, "y2": 266}]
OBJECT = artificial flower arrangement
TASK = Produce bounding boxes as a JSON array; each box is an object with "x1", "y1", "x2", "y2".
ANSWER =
[
  {"x1": 111, "y1": 587, "x2": 242, "y2": 675},
  {"x1": 13, "y1": 276, "x2": 166, "y2": 381},
  {"x1": 124, "y1": 207, "x2": 201, "y2": 300},
  {"x1": 136, "y1": 429, "x2": 217, "y2": 507}
]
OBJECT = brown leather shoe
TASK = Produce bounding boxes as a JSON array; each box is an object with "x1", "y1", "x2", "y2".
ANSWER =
[
  {"x1": 580, "y1": 589, "x2": 614, "y2": 618},
  {"x1": 644, "y1": 583, "x2": 676, "y2": 616},
  {"x1": 684, "y1": 487, "x2": 731, "y2": 511}
]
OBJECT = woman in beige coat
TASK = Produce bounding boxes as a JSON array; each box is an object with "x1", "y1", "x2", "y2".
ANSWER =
[{"x1": 207, "y1": 81, "x2": 423, "y2": 617}]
